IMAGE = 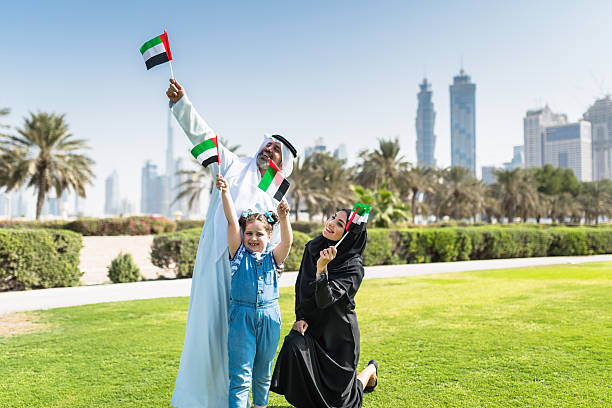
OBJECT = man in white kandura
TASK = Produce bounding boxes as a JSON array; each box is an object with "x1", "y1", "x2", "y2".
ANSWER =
[{"x1": 166, "y1": 79, "x2": 297, "y2": 408}]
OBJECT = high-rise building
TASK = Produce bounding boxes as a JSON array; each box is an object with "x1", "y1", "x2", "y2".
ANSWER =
[
  {"x1": 141, "y1": 160, "x2": 159, "y2": 214},
  {"x1": 104, "y1": 170, "x2": 121, "y2": 215},
  {"x1": 333, "y1": 144, "x2": 348, "y2": 162},
  {"x1": 524, "y1": 106, "x2": 567, "y2": 168},
  {"x1": 503, "y1": 145, "x2": 524, "y2": 170},
  {"x1": 450, "y1": 69, "x2": 476, "y2": 174},
  {"x1": 583, "y1": 96, "x2": 612, "y2": 181},
  {"x1": 416, "y1": 78, "x2": 436, "y2": 167},
  {"x1": 543, "y1": 121, "x2": 592, "y2": 181},
  {"x1": 304, "y1": 137, "x2": 327, "y2": 158},
  {"x1": 481, "y1": 166, "x2": 500, "y2": 185}
]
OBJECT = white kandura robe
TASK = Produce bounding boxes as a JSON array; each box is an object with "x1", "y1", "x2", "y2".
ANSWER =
[{"x1": 170, "y1": 95, "x2": 286, "y2": 408}]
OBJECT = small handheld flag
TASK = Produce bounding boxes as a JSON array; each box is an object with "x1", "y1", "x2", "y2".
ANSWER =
[
  {"x1": 140, "y1": 31, "x2": 173, "y2": 71},
  {"x1": 258, "y1": 159, "x2": 290, "y2": 201},
  {"x1": 334, "y1": 203, "x2": 371, "y2": 248},
  {"x1": 191, "y1": 137, "x2": 219, "y2": 168}
]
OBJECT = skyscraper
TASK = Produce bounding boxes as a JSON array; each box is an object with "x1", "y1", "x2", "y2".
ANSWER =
[
  {"x1": 503, "y1": 145, "x2": 524, "y2": 170},
  {"x1": 523, "y1": 106, "x2": 567, "y2": 168},
  {"x1": 416, "y1": 78, "x2": 436, "y2": 167},
  {"x1": 141, "y1": 160, "x2": 159, "y2": 214},
  {"x1": 543, "y1": 121, "x2": 592, "y2": 181},
  {"x1": 104, "y1": 170, "x2": 121, "y2": 215},
  {"x1": 450, "y1": 69, "x2": 476, "y2": 174},
  {"x1": 583, "y1": 96, "x2": 612, "y2": 181}
]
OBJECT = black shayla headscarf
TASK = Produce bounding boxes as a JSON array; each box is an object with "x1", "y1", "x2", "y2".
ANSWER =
[{"x1": 306, "y1": 209, "x2": 368, "y2": 272}]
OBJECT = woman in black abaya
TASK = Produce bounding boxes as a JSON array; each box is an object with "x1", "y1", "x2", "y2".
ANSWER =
[{"x1": 270, "y1": 209, "x2": 378, "y2": 408}]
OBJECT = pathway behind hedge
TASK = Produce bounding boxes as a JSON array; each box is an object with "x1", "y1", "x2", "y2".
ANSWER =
[{"x1": 1, "y1": 262, "x2": 610, "y2": 407}]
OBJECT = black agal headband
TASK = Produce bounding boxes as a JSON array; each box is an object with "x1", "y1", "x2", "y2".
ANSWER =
[{"x1": 271, "y1": 134, "x2": 298, "y2": 158}]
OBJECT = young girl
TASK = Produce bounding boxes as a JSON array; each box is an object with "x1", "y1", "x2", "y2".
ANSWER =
[{"x1": 216, "y1": 173, "x2": 293, "y2": 408}]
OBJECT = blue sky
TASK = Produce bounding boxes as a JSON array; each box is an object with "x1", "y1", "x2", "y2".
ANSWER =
[{"x1": 3, "y1": 1, "x2": 612, "y2": 217}]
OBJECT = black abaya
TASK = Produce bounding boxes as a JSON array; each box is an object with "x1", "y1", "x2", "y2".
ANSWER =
[{"x1": 270, "y1": 228, "x2": 367, "y2": 408}]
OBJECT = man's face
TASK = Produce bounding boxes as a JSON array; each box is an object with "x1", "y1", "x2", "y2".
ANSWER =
[{"x1": 257, "y1": 141, "x2": 282, "y2": 170}]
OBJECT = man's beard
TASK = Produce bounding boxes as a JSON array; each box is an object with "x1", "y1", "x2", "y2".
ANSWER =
[
  {"x1": 256, "y1": 153, "x2": 270, "y2": 170},
  {"x1": 257, "y1": 152, "x2": 281, "y2": 170}
]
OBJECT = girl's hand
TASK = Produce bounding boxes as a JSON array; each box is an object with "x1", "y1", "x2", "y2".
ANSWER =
[
  {"x1": 277, "y1": 199, "x2": 290, "y2": 219},
  {"x1": 316, "y1": 246, "x2": 337, "y2": 274},
  {"x1": 216, "y1": 174, "x2": 228, "y2": 191}
]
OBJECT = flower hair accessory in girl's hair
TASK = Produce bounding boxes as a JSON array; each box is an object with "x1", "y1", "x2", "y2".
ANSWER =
[{"x1": 264, "y1": 211, "x2": 275, "y2": 223}]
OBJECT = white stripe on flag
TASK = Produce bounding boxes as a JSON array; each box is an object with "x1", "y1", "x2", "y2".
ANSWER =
[
  {"x1": 142, "y1": 43, "x2": 166, "y2": 61},
  {"x1": 273, "y1": 171, "x2": 285, "y2": 187},
  {"x1": 196, "y1": 148, "x2": 217, "y2": 164}
]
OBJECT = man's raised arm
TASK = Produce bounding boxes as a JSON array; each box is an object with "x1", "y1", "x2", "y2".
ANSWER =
[{"x1": 166, "y1": 78, "x2": 216, "y2": 147}]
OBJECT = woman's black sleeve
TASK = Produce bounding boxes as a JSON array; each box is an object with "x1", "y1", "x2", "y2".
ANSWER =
[{"x1": 314, "y1": 262, "x2": 363, "y2": 309}]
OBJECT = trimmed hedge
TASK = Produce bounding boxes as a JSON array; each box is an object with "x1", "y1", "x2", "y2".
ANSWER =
[
  {"x1": 0, "y1": 216, "x2": 176, "y2": 236},
  {"x1": 107, "y1": 252, "x2": 142, "y2": 283},
  {"x1": 151, "y1": 229, "x2": 312, "y2": 277},
  {"x1": 0, "y1": 229, "x2": 83, "y2": 291},
  {"x1": 176, "y1": 219, "x2": 205, "y2": 231},
  {"x1": 150, "y1": 226, "x2": 612, "y2": 275}
]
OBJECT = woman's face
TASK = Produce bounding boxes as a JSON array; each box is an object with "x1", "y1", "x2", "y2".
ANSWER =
[{"x1": 322, "y1": 211, "x2": 348, "y2": 241}]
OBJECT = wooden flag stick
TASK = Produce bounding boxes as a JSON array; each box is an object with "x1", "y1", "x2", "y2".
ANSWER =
[{"x1": 334, "y1": 232, "x2": 349, "y2": 249}]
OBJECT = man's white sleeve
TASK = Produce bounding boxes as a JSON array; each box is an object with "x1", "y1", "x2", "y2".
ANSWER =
[
  {"x1": 170, "y1": 95, "x2": 216, "y2": 146},
  {"x1": 170, "y1": 95, "x2": 238, "y2": 174}
]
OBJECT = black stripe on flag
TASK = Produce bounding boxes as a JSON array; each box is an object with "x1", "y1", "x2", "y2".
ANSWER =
[
  {"x1": 201, "y1": 155, "x2": 219, "y2": 168},
  {"x1": 273, "y1": 179, "x2": 290, "y2": 201},
  {"x1": 145, "y1": 53, "x2": 170, "y2": 70}
]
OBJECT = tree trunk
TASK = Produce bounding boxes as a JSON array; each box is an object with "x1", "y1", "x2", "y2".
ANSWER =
[
  {"x1": 294, "y1": 196, "x2": 301, "y2": 222},
  {"x1": 36, "y1": 179, "x2": 46, "y2": 220},
  {"x1": 411, "y1": 190, "x2": 417, "y2": 223}
]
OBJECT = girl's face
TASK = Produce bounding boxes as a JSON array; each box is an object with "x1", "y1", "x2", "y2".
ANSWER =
[
  {"x1": 243, "y1": 220, "x2": 272, "y2": 253},
  {"x1": 322, "y1": 211, "x2": 348, "y2": 241}
]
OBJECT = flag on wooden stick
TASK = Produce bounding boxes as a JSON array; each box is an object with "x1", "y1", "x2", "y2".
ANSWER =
[
  {"x1": 191, "y1": 137, "x2": 219, "y2": 168},
  {"x1": 258, "y1": 159, "x2": 290, "y2": 201},
  {"x1": 140, "y1": 31, "x2": 173, "y2": 70},
  {"x1": 346, "y1": 203, "x2": 371, "y2": 232},
  {"x1": 334, "y1": 203, "x2": 371, "y2": 248}
]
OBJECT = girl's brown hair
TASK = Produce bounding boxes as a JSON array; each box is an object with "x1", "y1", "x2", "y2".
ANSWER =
[{"x1": 238, "y1": 210, "x2": 279, "y2": 234}]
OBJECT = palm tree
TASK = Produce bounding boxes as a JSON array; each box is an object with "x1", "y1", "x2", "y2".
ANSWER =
[
  {"x1": 493, "y1": 168, "x2": 539, "y2": 222},
  {"x1": 354, "y1": 138, "x2": 409, "y2": 190},
  {"x1": 0, "y1": 112, "x2": 95, "y2": 220},
  {"x1": 440, "y1": 166, "x2": 481, "y2": 220},
  {"x1": 173, "y1": 137, "x2": 242, "y2": 210},
  {"x1": 352, "y1": 182, "x2": 410, "y2": 228},
  {"x1": 307, "y1": 152, "x2": 353, "y2": 219},
  {"x1": 578, "y1": 180, "x2": 612, "y2": 224},
  {"x1": 398, "y1": 165, "x2": 434, "y2": 223},
  {"x1": 288, "y1": 155, "x2": 321, "y2": 221}
]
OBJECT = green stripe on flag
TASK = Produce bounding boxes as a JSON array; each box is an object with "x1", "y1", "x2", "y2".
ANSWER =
[
  {"x1": 140, "y1": 36, "x2": 162, "y2": 54},
  {"x1": 191, "y1": 139, "x2": 217, "y2": 158},
  {"x1": 258, "y1": 166, "x2": 277, "y2": 191}
]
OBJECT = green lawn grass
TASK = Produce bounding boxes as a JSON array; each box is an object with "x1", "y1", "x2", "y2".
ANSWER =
[{"x1": 1, "y1": 262, "x2": 611, "y2": 407}]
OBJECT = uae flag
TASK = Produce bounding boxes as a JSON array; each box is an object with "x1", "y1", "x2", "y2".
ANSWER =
[
  {"x1": 191, "y1": 137, "x2": 219, "y2": 168},
  {"x1": 346, "y1": 203, "x2": 371, "y2": 231},
  {"x1": 258, "y1": 159, "x2": 290, "y2": 201},
  {"x1": 140, "y1": 31, "x2": 172, "y2": 70}
]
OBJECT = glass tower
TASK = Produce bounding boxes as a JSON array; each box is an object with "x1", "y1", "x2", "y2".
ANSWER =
[
  {"x1": 449, "y1": 69, "x2": 476, "y2": 174},
  {"x1": 416, "y1": 78, "x2": 436, "y2": 167}
]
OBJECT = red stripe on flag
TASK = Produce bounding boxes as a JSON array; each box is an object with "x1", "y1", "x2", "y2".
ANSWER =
[
  {"x1": 346, "y1": 205, "x2": 360, "y2": 231},
  {"x1": 212, "y1": 136, "x2": 220, "y2": 166},
  {"x1": 268, "y1": 158, "x2": 282, "y2": 172},
  {"x1": 161, "y1": 31, "x2": 172, "y2": 61}
]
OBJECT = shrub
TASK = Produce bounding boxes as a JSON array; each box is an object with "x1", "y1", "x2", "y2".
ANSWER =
[
  {"x1": 0, "y1": 229, "x2": 82, "y2": 291},
  {"x1": 549, "y1": 229, "x2": 590, "y2": 256},
  {"x1": 151, "y1": 228, "x2": 201, "y2": 278},
  {"x1": 176, "y1": 219, "x2": 205, "y2": 231},
  {"x1": 291, "y1": 221, "x2": 321, "y2": 236},
  {"x1": 107, "y1": 252, "x2": 142, "y2": 283},
  {"x1": 362, "y1": 229, "x2": 399, "y2": 266},
  {"x1": 64, "y1": 216, "x2": 176, "y2": 236},
  {"x1": 284, "y1": 231, "x2": 311, "y2": 271}
]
